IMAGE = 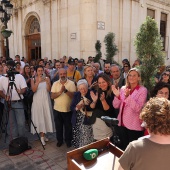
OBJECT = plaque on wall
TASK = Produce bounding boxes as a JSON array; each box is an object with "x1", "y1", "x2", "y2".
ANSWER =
[
  {"x1": 71, "y1": 33, "x2": 76, "y2": 39},
  {"x1": 97, "y1": 21, "x2": 105, "y2": 30}
]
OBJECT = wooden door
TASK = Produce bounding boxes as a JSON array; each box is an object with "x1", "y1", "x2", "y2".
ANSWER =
[{"x1": 27, "y1": 33, "x2": 41, "y2": 62}]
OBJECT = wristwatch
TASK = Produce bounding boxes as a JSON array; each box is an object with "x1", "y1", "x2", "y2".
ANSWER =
[{"x1": 64, "y1": 89, "x2": 68, "y2": 93}]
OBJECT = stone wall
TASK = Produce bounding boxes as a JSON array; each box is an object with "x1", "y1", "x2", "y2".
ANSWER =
[{"x1": 2, "y1": 0, "x2": 169, "y2": 65}]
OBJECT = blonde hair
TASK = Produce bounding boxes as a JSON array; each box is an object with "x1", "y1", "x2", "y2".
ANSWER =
[
  {"x1": 125, "y1": 68, "x2": 142, "y2": 87},
  {"x1": 84, "y1": 64, "x2": 94, "y2": 78}
]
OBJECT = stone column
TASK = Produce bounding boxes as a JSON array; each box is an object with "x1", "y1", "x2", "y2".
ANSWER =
[{"x1": 80, "y1": 0, "x2": 97, "y2": 61}]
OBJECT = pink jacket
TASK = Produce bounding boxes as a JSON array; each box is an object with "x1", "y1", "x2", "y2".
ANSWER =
[{"x1": 113, "y1": 85, "x2": 147, "y2": 131}]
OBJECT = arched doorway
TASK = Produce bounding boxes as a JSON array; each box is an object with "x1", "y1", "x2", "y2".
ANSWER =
[{"x1": 25, "y1": 17, "x2": 41, "y2": 61}]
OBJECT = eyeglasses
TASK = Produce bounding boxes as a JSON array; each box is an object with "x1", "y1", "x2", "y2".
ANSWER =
[{"x1": 163, "y1": 73, "x2": 170, "y2": 76}]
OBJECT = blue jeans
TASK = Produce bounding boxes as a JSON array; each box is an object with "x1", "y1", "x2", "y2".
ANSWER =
[{"x1": 8, "y1": 101, "x2": 25, "y2": 139}]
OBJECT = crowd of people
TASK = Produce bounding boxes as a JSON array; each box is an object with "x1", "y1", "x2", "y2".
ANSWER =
[{"x1": 0, "y1": 54, "x2": 170, "y2": 155}]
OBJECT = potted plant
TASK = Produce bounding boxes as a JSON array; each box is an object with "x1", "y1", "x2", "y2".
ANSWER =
[{"x1": 1, "y1": 29, "x2": 13, "y2": 38}]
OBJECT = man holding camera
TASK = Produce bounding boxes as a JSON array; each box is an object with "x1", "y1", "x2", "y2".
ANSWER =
[{"x1": 0, "y1": 60, "x2": 27, "y2": 140}]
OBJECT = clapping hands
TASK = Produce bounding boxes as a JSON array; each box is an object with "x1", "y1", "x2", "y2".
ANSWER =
[
  {"x1": 100, "y1": 92, "x2": 105, "y2": 101},
  {"x1": 112, "y1": 85, "x2": 120, "y2": 97},
  {"x1": 61, "y1": 85, "x2": 66, "y2": 93},
  {"x1": 124, "y1": 88, "x2": 131, "y2": 98},
  {"x1": 90, "y1": 91, "x2": 98, "y2": 103}
]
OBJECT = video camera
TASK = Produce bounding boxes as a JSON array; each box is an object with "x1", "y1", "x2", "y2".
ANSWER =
[
  {"x1": 101, "y1": 116, "x2": 119, "y2": 127},
  {"x1": 6, "y1": 66, "x2": 19, "y2": 82}
]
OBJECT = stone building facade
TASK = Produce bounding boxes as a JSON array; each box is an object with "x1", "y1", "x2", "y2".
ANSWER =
[{"x1": 1, "y1": 0, "x2": 170, "y2": 65}]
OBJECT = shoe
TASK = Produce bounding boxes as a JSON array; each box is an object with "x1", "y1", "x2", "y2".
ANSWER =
[
  {"x1": 44, "y1": 136, "x2": 49, "y2": 142},
  {"x1": 41, "y1": 137, "x2": 46, "y2": 146},
  {"x1": 56, "y1": 142, "x2": 63, "y2": 147},
  {"x1": 66, "y1": 142, "x2": 71, "y2": 148}
]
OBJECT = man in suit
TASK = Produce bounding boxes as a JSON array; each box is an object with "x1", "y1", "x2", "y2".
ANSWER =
[{"x1": 110, "y1": 64, "x2": 125, "y2": 89}]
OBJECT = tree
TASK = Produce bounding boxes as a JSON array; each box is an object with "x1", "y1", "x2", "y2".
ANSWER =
[
  {"x1": 94, "y1": 40, "x2": 102, "y2": 62},
  {"x1": 104, "y1": 32, "x2": 118, "y2": 63},
  {"x1": 134, "y1": 16, "x2": 165, "y2": 94}
]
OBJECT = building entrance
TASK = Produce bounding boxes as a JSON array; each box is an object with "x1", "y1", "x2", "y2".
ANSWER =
[{"x1": 27, "y1": 33, "x2": 41, "y2": 61}]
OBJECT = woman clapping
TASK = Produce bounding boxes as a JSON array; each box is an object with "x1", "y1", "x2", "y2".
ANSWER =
[
  {"x1": 71, "y1": 79, "x2": 94, "y2": 148},
  {"x1": 90, "y1": 73, "x2": 116, "y2": 140},
  {"x1": 112, "y1": 68, "x2": 147, "y2": 150}
]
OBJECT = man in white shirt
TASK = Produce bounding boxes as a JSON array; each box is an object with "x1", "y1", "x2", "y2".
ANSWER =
[
  {"x1": 0, "y1": 60, "x2": 27, "y2": 139},
  {"x1": 15, "y1": 55, "x2": 25, "y2": 69}
]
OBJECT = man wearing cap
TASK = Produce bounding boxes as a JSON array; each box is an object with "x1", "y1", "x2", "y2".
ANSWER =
[
  {"x1": 0, "y1": 60, "x2": 27, "y2": 139},
  {"x1": 67, "y1": 58, "x2": 81, "y2": 83},
  {"x1": 51, "y1": 68, "x2": 76, "y2": 147}
]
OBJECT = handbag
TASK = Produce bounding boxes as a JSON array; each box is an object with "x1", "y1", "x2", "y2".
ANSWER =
[
  {"x1": 83, "y1": 109, "x2": 108, "y2": 125},
  {"x1": 9, "y1": 137, "x2": 31, "y2": 156},
  {"x1": 24, "y1": 88, "x2": 34, "y2": 100}
]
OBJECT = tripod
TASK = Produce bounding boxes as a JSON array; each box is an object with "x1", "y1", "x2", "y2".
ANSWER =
[{"x1": 2, "y1": 75, "x2": 45, "y2": 150}]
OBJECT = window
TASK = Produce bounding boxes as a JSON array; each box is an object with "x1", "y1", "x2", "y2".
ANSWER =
[
  {"x1": 29, "y1": 18, "x2": 40, "y2": 34},
  {"x1": 147, "y1": 8, "x2": 155, "y2": 19},
  {"x1": 160, "y1": 13, "x2": 167, "y2": 50}
]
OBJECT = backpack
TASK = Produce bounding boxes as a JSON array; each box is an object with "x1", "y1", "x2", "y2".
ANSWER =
[{"x1": 9, "y1": 137, "x2": 31, "y2": 156}]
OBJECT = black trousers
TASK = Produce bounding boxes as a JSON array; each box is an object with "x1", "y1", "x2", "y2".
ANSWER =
[
  {"x1": 115, "y1": 126, "x2": 144, "y2": 151},
  {"x1": 53, "y1": 110, "x2": 72, "y2": 144},
  {"x1": 0, "y1": 102, "x2": 4, "y2": 128}
]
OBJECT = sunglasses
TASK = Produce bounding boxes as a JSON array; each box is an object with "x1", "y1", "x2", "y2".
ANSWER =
[
  {"x1": 124, "y1": 66, "x2": 129, "y2": 67},
  {"x1": 163, "y1": 73, "x2": 170, "y2": 76},
  {"x1": 60, "y1": 62, "x2": 64, "y2": 63}
]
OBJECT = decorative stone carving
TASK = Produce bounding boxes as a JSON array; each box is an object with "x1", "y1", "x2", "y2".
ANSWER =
[{"x1": 42, "y1": 0, "x2": 51, "y2": 5}]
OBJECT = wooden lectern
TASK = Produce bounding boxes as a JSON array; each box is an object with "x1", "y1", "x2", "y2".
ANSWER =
[{"x1": 67, "y1": 138, "x2": 123, "y2": 170}]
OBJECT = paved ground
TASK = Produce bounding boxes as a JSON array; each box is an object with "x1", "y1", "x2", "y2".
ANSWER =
[
  {"x1": 0, "y1": 126, "x2": 120, "y2": 170},
  {"x1": 0, "y1": 130, "x2": 73, "y2": 170}
]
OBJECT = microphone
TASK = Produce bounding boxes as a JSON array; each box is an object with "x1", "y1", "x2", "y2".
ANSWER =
[
  {"x1": 83, "y1": 145, "x2": 109, "y2": 161},
  {"x1": 83, "y1": 149, "x2": 98, "y2": 160},
  {"x1": 101, "y1": 116, "x2": 119, "y2": 126}
]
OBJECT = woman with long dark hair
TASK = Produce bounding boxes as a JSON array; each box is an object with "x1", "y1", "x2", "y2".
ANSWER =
[
  {"x1": 22, "y1": 65, "x2": 33, "y2": 120},
  {"x1": 31, "y1": 65, "x2": 55, "y2": 145},
  {"x1": 90, "y1": 73, "x2": 116, "y2": 140}
]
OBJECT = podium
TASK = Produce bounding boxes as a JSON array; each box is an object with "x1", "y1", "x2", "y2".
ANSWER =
[{"x1": 67, "y1": 138, "x2": 123, "y2": 170}]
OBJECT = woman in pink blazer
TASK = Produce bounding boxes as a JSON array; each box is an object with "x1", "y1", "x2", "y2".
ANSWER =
[{"x1": 112, "y1": 68, "x2": 147, "y2": 150}]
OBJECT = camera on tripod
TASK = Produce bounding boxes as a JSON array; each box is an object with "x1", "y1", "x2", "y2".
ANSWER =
[
  {"x1": 6, "y1": 66, "x2": 19, "y2": 82},
  {"x1": 101, "y1": 116, "x2": 120, "y2": 146}
]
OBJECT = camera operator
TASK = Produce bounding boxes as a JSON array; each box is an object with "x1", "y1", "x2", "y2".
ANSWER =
[{"x1": 0, "y1": 60, "x2": 27, "y2": 140}]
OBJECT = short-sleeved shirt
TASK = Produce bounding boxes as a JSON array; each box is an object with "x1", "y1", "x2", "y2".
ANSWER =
[
  {"x1": 119, "y1": 138, "x2": 170, "y2": 170},
  {"x1": 0, "y1": 74, "x2": 27, "y2": 100},
  {"x1": 67, "y1": 70, "x2": 81, "y2": 83},
  {"x1": 51, "y1": 79, "x2": 76, "y2": 112}
]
